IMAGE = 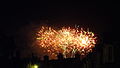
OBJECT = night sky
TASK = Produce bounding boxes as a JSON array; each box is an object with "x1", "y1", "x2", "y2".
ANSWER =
[
  {"x1": 0, "y1": 1, "x2": 118, "y2": 58},
  {"x1": 1, "y1": 1, "x2": 116, "y2": 40}
]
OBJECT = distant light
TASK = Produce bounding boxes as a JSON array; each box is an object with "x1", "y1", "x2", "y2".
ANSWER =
[
  {"x1": 33, "y1": 64, "x2": 38, "y2": 68},
  {"x1": 27, "y1": 64, "x2": 39, "y2": 68}
]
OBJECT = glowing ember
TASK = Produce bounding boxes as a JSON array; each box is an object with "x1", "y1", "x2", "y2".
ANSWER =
[{"x1": 35, "y1": 26, "x2": 97, "y2": 59}]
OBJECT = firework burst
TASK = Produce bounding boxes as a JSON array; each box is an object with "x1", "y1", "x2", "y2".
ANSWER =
[{"x1": 35, "y1": 26, "x2": 97, "y2": 59}]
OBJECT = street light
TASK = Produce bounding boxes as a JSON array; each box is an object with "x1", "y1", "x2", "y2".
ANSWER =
[
  {"x1": 27, "y1": 63, "x2": 39, "y2": 68},
  {"x1": 32, "y1": 64, "x2": 38, "y2": 68}
]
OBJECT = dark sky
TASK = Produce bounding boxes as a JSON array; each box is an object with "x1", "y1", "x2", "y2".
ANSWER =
[
  {"x1": 0, "y1": 1, "x2": 117, "y2": 42},
  {"x1": 1, "y1": 1, "x2": 120, "y2": 60}
]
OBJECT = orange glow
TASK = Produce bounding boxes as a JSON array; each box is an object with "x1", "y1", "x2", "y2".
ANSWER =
[{"x1": 35, "y1": 26, "x2": 97, "y2": 59}]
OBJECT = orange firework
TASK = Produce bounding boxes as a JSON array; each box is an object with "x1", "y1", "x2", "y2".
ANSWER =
[{"x1": 36, "y1": 26, "x2": 97, "y2": 59}]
